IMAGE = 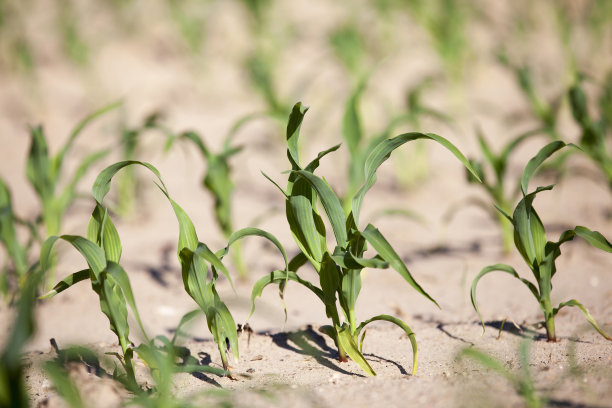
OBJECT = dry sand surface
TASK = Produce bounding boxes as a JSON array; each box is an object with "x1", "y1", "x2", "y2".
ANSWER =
[{"x1": 1, "y1": 1, "x2": 612, "y2": 407}]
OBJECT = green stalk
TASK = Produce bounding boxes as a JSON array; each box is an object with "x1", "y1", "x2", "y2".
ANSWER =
[{"x1": 541, "y1": 297, "x2": 556, "y2": 342}]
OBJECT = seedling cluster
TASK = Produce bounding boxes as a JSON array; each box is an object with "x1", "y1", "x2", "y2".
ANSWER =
[{"x1": 1, "y1": 0, "x2": 612, "y2": 407}]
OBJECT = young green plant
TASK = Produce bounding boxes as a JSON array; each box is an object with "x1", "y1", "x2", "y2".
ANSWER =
[
  {"x1": 168, "y1": 130, "x2": 249, "y2": 279},
  {"x1": 92, "y1": 161, "x2": 286, "y2": 371},
  {"x1": 457, "y1": 340, "x2": 542, "y2": 408},
  {"x1": 0, "y1": 177, "x2": 34, "y2": 295},
  {"x1": 471, "y1": 141, "x2": 612, "y2": 342},
  {"x1": 251, "y1": 102, "x2": 481, "y2": 375},
  {"x1": 451, "y1": 127, "x2": 545, "y2": 253},
  {"x1": 567, "y1": 74, "x2": 612, "y2": 191}
]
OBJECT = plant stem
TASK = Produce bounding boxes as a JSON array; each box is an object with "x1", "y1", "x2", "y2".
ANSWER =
[{"x1": 542, "y1": 299, "x2": 556, "y2": 342}]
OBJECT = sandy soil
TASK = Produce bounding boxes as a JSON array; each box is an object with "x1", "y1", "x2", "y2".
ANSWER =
[{"x1": 1, "y1": 1, "x2": 612, "y2": 407}]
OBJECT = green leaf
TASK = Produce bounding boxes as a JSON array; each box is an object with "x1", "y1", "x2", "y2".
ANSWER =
[
  {"x1": 39, "y1": 269, "x2": 89, "y2": 299},
  {"x1": 286, "y1": 194, "x2": 325, "y2": 266},
  {"x1": 55, "y1": 101, "x2": 121, "y2": 172},
  {"x1": 520, "y1": 141, "x2": 567, "y2": 195},
  {"x1": 336, "y1": 324, "x2": 375, "y2": 376},
  {"x1": 513, "y1": 186, "x2": 553, "y2": 266},
  {"x1": 331, "y1": 247, "x2": 388, "y2": 269},
  {"x1": 362, "y1": 224, "x2": 438, "y2": 307},
  {"x1": 106, "y1": 262, "x2": 148, "y2": 341},
  {"x1": 553, "y1": 299, "x2": 611, "y2": 340},
  {"x1": 573, "y1": 226, "x2": 612, "y2": 252},
  {"x1": 319, "y1": 254, "x2": 342, "y2": 323},
  {"x1": 470, "y1": 263, "x2": 539, "y2": 333},
  {"x1": 355, "y1": 314, "x2": 418, "y2": 375},
  {"x1": 87, "y1": 204, "x2": 122, "y2": 263},
  {"x1": 217, "y1": 227, "x2": 288, "y2": 272},
  {"x1": 171, "y1": 309, "x2": 202, "y2": 344},
  {"x1": 96, "y1": 272, "x2": 131, "y2": 353},
  {"x1": 342, "y1": 78, "x2": 367, "y2": 157},
  {"x1": 92, "y1": 160, "x2": 167, "y2": 205},
  {"x1": 249, "y1": 270, "x2": 325, "y2": 319},
  {"x1": 26, "y1": 126, "x2": 53, "y2": 200},
  {"x1": 352, "y1": 132, "x2": 480, "y2": 227},
  {"x1": 41, "y1": 235, "x2": 106, "y2": 280},
  {"x1": 286, "y1": 102, "x2": 309, "y2": 170},
  {"x1": 292, "y1": 170, "x2": 348, "y2": 248}
]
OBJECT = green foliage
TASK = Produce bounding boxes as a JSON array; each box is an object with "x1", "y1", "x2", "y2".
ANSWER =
[
  {"x1": 568, "y1": 74, "x2": 612, "y2": 190},
  {"x1": 166, "y1": 0, "x2": 209, "y2": 53},
  {"x1": 252, "y1": 102, "x2": 480, "y2": 375},
  {"x1": 457, "y1": 127, "x2": 545, "y2": 252},
  {"x1": 116, "y1": 111, "x2": 175, "y2": 216},
  {"x1": 471, "y1": 141, "x2": 612, "y2": 342},
  {"x1": 458, "y1": 340, "x2": 541, "y2": 408},
  {"x1": 329, "y1": 22, "x2": 367, "y2": 79},
  {"x1": 167, "y1": 130, "x2": 248, "y2": 278},
  {"x1": 0, "y1": 264, "x2": 42, "y2": 407},
  {"x1": 497, "y1": 54, "x2": 562, "y2": 140},
  {"x1": 0, "y1": 177, "x2": 32, "y2": 295},
  {"x1": 26, "y1": 102, "x2": 119, "y2": 238}
]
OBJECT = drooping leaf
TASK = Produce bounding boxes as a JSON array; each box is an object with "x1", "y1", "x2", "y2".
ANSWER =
[
  {"x1": 553, "y1": 299, "x2": 611, "y2": 340},
  {"x1": 362, "y1": 224, "x2": 438, "y2": 307},
  {"x1": 355, "y1": 314, "x2": 418, "y2": 375},
  {"x1": 470, "y1": 263, "x2": 539, "y2": 333},
  {"x1": 352, "y1": 132, "x2": 481, "y2": 227},
  {"x1": 41, "y1": 235, "x2": 106, "y2": 280}
]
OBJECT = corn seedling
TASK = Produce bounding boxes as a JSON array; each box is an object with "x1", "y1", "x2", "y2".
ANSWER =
[
  {"x1": 116, "y1": 111, "x2": 175, "y2": 217},
  {"x1": 0, "y1": 264, "x2": 42, "y2": 408},
  {"x1": 567, "y1": 74, "x2": 612, "y2": 191},
  {"x1": 457, "y1": 340, "x2": 542, "y2": 408},
  {"x1": 450, "y1": 127, "x2": 545, "y2": 253},
  {"x1": 471, "y1": 141, "x2": 612, "y2": 342},
  {"x1": 27, "y1": 102, "x2": 119, "y2": 288},
  {"x1": 166, "y1": 0, "x2": 207, "y2": 53},
  {"x1": 91, "y1": 161, "x2": 286, "y2": 372},
  {"x1": 342, "y1": 76, "x2": 452, "y2": 207},
  {"x1": 130, "y1": 335, "x2": 227, "y2": 407},
  {"x1": 391, "y1": 77, "x2": 454, "y2": 189},
  {"x1": 329, "y1": 21, "x2": 368, "y2": 80},
  {"x1": 56, "y1": 0, "x2": 88, "y2": 65},
  {"x1": 251, "y1": 102, "x2": 480, "y2": 375},
  {"x1": 39, "y1": 202, "x2": 149, "y2": 390},
  {"x1": 0, "y1": 177, "x2": 36, "y2": 295},
  {"x1": 497, "y1": 53, "x2": 563, "y2": 140},
  {"x1": 167, "y1": 130, "x2": 249, "y2": 279}
]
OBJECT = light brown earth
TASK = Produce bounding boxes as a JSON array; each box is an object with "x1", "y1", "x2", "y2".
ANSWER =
[{"x1": 1, "y1": 1, "x2": 611, "y2": 407}]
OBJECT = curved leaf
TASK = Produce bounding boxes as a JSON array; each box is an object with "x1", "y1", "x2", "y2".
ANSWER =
[
  {"x1": 573, "y1": 226, "x2": 612, "y2": 252},
  {"x1": 471, "y1": 264, "x2": 539, "y2": 333},
  {"x1": 41, "y1": 235, "x2": 106, "y2": 280},
  {"x1": 217, "y1": 227, "x2": 288, "y2": 272},
  {"x1": 362, "y1": 224, "x2": 438, "y2": 307},
  {"x1": 520, "y1": 141, "x2": 567, "y2": 195},
  {"x1": 92, "y1": 160, "x2": 167, "y2": 205},
  {"x1": 352, "y1": 132, "x2": 481, "y2": 227},
  {"x1": 355, "y1": 314, "x2": 418, "y2": 375},
  {"x1": 553, "y1": 299, "x2": 611, "y2": 340},
  {"x1": 249, "y1": 270, "x2": 324, "y2": 319}
]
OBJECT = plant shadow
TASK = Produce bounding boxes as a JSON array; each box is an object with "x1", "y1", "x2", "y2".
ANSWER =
[{"x1": 267, "y1": 325, "x2": 365, "y2": 377}]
